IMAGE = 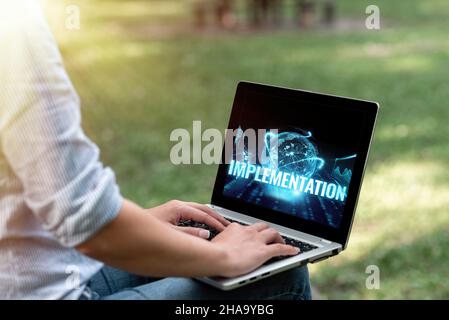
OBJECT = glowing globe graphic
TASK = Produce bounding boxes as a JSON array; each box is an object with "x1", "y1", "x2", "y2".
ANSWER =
[{"x1": 266, "y1": 131, "x2": 323, "y2": 178}]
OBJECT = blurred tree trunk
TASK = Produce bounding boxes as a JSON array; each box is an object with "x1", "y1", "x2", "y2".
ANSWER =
[
  {"x1": 215, "y1": 0, "x2": 236, "y2": 28},
  {"x1": 193, "y1": 2, "x2": 207, "y2": 29},
  {"x1": 249, "y1": 0, "x2": 284, "y2": 27},
  {"x1": 297, "y1": 0, "x2": 316, "y2": 28},
  {"x1": 322, "y1": 0, "x2": 336, "y2": 26}
]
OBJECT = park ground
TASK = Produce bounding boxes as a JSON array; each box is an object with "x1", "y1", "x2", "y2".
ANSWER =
[{"x1": 46, "y1": 0, "x2": 449, "y2": 299}]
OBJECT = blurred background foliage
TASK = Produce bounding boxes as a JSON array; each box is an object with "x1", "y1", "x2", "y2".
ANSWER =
[{"x1": 44, "y1": 0, "x2": 449, "y2": 299}]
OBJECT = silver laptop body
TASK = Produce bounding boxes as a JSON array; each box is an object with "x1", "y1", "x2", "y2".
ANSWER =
[
  {"x1": 197, "y1": 81, "x2": 378, "y2": 290},
  {"x1": 199, "y1": 204, "x2": 342, "y2": 290}
]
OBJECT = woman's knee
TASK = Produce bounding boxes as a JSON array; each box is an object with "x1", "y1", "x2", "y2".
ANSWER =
[{"x1": 270, "y1": 266, "x2": 312, "y2": 300}]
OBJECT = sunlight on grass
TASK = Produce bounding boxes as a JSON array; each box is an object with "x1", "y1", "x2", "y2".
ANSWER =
[
  {"x1": 383, "y1": 56, "x2": 435, "y2": 73},
  {"x1": 418, "y1": 0, "x2": 449, "y2": 17},
  {"x1": 360, "y1": 161, "x2": 449, "y2": 223},
  {"x1": 377, "y1": 122, "x2": 433, "y2": 141},
  {"x1": 310, "y1": 159, "x2": 449, "y2": 298},
  {"x1": 70, "y1": 41, "x2": 164, "y2": 67},
  {"x1": 95, "y1": 1, "x2": 188, "y2": 18},
  {"x1": 334, "y1": 34, "x2": 449, "y2": 60}
]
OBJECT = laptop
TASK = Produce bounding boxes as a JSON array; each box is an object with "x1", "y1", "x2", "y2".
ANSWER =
[{"x1": 187, "y1": 81, "x2": 378, "y2": 290}]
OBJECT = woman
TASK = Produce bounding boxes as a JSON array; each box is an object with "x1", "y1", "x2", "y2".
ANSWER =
[{"x1": 0, "y1": 0, "x2": 310, "y2": 300}]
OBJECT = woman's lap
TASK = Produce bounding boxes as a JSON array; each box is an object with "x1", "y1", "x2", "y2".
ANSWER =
[{"x1": 81, "y1": 265, "x2": 311, "y2": 300}]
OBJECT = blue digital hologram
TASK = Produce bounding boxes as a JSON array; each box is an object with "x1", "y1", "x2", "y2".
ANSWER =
[
  {"x1": 265, "y1": 130, "x2": 324, "y2": 177},
  {"x1": 223, "y1": 128, "x2": 357, "y2": 229}
]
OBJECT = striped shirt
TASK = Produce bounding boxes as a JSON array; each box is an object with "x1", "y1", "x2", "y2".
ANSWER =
[{"x1": 0, "y1": 1, "x2": 123, "y2": 299}]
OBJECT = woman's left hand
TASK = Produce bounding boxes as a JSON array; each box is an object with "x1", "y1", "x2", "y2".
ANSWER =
[{"x1": 147, "y1": 200, "x2": 230, "y2": 239}]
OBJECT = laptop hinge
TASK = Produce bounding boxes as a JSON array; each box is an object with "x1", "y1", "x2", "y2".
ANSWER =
[{"x1": 310, "y1": 247, "x2": 340, "y2": 263}]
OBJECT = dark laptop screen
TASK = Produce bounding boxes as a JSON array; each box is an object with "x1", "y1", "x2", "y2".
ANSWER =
[{"x1": 219, "y1": 84, "x2": 368, "y2": 230}]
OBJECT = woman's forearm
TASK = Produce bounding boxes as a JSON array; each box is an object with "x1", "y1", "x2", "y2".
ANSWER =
[{"x1": 76, "y1": 199, "x2": 229, "y2": 277}]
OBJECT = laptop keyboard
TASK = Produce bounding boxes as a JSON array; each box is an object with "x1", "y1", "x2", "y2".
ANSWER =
[{"x1": 177, "y1": 218, "x2": 318, "y2": 265}]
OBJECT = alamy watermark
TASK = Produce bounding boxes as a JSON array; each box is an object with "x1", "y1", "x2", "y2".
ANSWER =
[
  {"x1": 169, "y1": 121, "x2": 278, "y2": 166},
  {"x1": 365, "y1": 5, "x2": 381, "y2": 30},
  {"x1": 65, "y1": 264, "x2": 81, "y2": 290},
  {"x1": 365, "y1": 264, "x2": 380, "y2": 290},
  {"x1": 65, "y1": 4, "x2": 81, "y2": 30}
]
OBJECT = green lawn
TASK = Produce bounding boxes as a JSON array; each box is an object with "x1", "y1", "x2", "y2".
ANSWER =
[{"x1": 46, "y1": 0, "x2": 449, "y2": 299}]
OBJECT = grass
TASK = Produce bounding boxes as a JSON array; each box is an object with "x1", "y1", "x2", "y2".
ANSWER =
[{"x1": 45, "y1": 0, "x2": 449, "y2": 299}]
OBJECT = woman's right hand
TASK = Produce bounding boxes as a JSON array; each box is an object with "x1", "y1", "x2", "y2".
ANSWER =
[{"x1": 211, "y1": 222, "x2": 299, "y2": 277}]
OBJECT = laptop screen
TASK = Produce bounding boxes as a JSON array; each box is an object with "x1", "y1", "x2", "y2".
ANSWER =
[{"x1": 218, "y1": 84, "x2": 369, "y2": 230}]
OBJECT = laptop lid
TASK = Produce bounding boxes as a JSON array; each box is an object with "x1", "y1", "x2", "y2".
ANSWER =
[{"x1": 211, "y1": 81, "x2": 378, "y2": 248}]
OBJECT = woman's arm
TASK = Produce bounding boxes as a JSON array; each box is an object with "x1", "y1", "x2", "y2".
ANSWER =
[
  {"x1": 0, "y1": 2, "x2": 298, "y2": 279},
  {"x1": 77, "y1": 199, "x2": 299, "y2": 278}
]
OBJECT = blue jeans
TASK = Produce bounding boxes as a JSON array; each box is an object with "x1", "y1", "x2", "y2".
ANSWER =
[{"x1": 80, "y1": 265, "x2": 311, "y2": 300}]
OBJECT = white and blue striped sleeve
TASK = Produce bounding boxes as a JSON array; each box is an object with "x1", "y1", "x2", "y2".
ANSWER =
[{"x1": 0, "y1": 1, "x2": 123, "y2": 247}]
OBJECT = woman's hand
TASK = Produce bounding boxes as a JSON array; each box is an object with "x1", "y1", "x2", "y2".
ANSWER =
[
  {"x1": 212, "y1": 222, "x2": 300, "y2": 277},
  {"x1": 78, "y1": 199, "x2": 299, "y2": 278},
  {"x1": 147, "y1": 200, "x2": 230, "y2": 239}
]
